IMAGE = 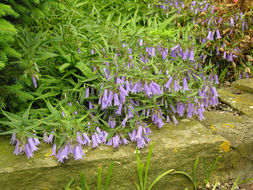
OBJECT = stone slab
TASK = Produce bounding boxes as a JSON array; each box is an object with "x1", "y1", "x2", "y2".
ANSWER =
[
  {"x1": 218, "y1": 87, "x2": 253, "y2": 117},
  {"x1": 201, "y1": 111, "x2": 253, "y2": 181},
  {"x1": 0, "y1": 119, "x2": 228, "y2": 190},
  {"x1": 232, "y1": 78, "x2": 253, "y2": 94}
]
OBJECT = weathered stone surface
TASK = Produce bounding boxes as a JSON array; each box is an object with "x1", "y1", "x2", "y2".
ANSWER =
[
  {"x1": 232, "y1": 78, "x2": 253, "y2": 94},
  {"x1": 218, "y1": 87, "x2": 253, "y2": 117},
  {"x1": 201, "y1": 111, "x2": 253, "y2": 181},
  {"x1": 0, "y1": 119, "x2": 229, "y2": 190}
]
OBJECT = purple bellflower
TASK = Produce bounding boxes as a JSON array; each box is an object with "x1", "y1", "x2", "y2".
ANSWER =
[
  {"x1": 216, "y1": 30, "x2": 221, "y2": 39},
  {"x1": 73, "y1": 145, "x2": 85, "y2": 160},
  {"x1": 25, "y1": 143, "x2": 33, "y2": 158},
  {"x1": 32, "y1": 76, "x2": 37, "y2": 88},
  {"x1": 173, "y1": 80, "x2": 180, "y2": 92},
  {"x1": 165, "y1": 77, "x2": 173, "y2": 89},
  {"x1": 182, "y1": 78, "x2": 189, "y2": 91},
  {"x1": 189, "y1": 50, "x2": 195, "y2": 61}
]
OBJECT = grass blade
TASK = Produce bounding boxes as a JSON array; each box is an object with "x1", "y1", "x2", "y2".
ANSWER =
[
  {"x1": 65, "y1": 178, "x2": 75, "y2": 190},
  {"x1": 104, "y1": 162, "x2": 114, "y2": 190},
  {"x1": 147, "y1": 169, "x2": 175, "y2": 190},
  {"x1": 171, "y1": 171, "x2": 195, "y2": 189},
  {"x1": 193, "y1": 157, "x2": 199, "y2": 187},
  {"x1": 79, "y1": 172, "x2": 89, "y2": 190},
  {"x1": 144, "y1": 142, "x2": 155, "y2": 189},
  {"x1": 97, "y1": 164, "x2": 102, "y2": 190},
  {"x1": 203, "y1": 158, "x2": 208, "y2": 182},
  {"x1": 237, "y1": 178, "x2": 253, "y2": 185},
  {"x1": 136, "y1": 147, "x2": 144, "y2": 189},
  {"x1": 212, "y1": 180, "x2": 219, "y2": 190},
  {"x1": 231, "y1": 176, "x2": 240, "y2": 190},
  {"x1": 207, "y1": 155, "x2": 221, "y2": 181}
]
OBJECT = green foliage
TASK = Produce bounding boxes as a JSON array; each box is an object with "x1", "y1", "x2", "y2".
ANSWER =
[
  {"x1": 0, "y1": 105, "x2": 42, "y2": 139},
  {"x1": 0, "y1": 0, "x2": 252, "y2": 165},
  {"x1": 2, "y1": 0, "x2": 57, "y2": 24},
  {"x1": 171, "y1": 155, "x2": 223, "y2": 190},
  {"x1": 134, "y1": 143, "x2": 175, "y2": 190},
  {"x1": 65, "y1": 162, "x2": 115, "y2": 190},
  {"x1": 0, "y1": 0, "x2": 57, "y2": 110},
  {"x1": 0, "y1": 3, "x2": 20, "y2": 63}
]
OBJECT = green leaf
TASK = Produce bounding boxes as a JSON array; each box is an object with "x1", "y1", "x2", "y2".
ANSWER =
[
  {"x1": 23, "y1": 104, "x2": 32, "y2": 120},
  {"x1": 206, "y1": 155, "x2": 221, "y2": 182},
  {"x1": 104, "y1": 162, "x2": 114, "y2": 190},
  {"x1": 79, "y1": 172, "x2": 89, "y2": 190},
  {"x1": 144, "y1": 142, "x2": 155, "y2": 189},
  {"x1": 38, "y1": 52, "x2": 58, "y2": 60},
  {"x1": 97, "y1": 165, "x2": 102, "y2": 190},
  {"x1": 75, "y1": 62, "x2": 94, "y2": 78},
  {"x1": 148, "y1": 169, "x2": 175, "y2": 190},
  {"x1": 193, "y1": 157, "x2": 199, "y2": 187},
  {"x1": 0, "y1": 128, "x2": 19, "y2": 135},
  {"x1": 65, "y1": 178, "x2": 75, "y2": 190},
  {"x1": 59, "y1": 63, "x2": 71, "y2": 73},
  {"x1": 171, "y1": 171, "x2": 195, "y2": 189},
  {"x1": 35, "y1": 91, "x2": 61, "y2": 100},
  {"x1": 0, "y1": 61, "x2": 5, "y2": 70}
]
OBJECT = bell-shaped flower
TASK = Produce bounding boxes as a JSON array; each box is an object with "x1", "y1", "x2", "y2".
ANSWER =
[
  {"x1": 166, "y1": 115, "x2": 170, "y2": 123},
  {"x1": 119, "y1": 85, "x2": 128, "y2": 96},
  {"x1": 10, "y1": 133, "x2": 16, "y2": 145},
  {"x1": 50, "y1": 144, "x2": 56, "y2": 156},
  {"x1": 128, "y1": 105, "x2": 134, "y2": 118},
  {"x1": 183, "y1": 78, "x2": 189, "y2": 91},
  {"x1": 150, "y1": 47, "x2": 155, "y2": 57},
  {"x1": 115, "y1": 104, "x2": 123, "y2": 115},
  {"x1": 172, "y1": 115, "x2": 178, "y2": 125},
  {"x1": 187, "y1": 103, "x2": 194, "y2": 119},
  {"x1": 85, "y1": 88, "x2": 89, "y2": 98},
  {"x1": 216, "y1": 46, "x2": 220, "y2": 55},
  {"x1": 165, "y1": 77, "x2": 173, "y2": 89},
  {"x1": 170, "y1": 44, "x2": 180, "y2": 52},
  {"x1": 139, "y1": 39, "x2": 143, "y2": 46},
  {"x1": 91, "y1": 134, "x2": 99, "y2": 148},
  {"x1": 136, "y1": 137, "x2": 147, "y2": 149},
  {"x1": 14, "y1": 140, "x2": 22, "y2": 155},
  {"x1": 121, "y1": 137, "x2": 129, "y2": 145},
  {"x1": 211, "y1": 86, "x2": 219, "y2": 97},
  {"x1": 223, "y1": 51, "x2": 227, "y2": 59},
  {"x1": 206, "y1": 31, "x2": 214, "y2": 41},
  {"x1": 82, "y1": 133, "x2": 91, "y2": 146},
  {"x1": 28, "y1": 138, "x2": 38, "y2": 153},
  {"x1": 230, "y1": 17, "x2": 234, "y2": 27},
  {"x1": 129, "y1": 129, "x2": 137, "y2": 142},
  {"x1": 162, "y1": 49, "x2": 168, "y2": 60},
  {"x1": 189, "y1": 50, "x2": 195, "y2": 61},
  {"x1": 170, "y1": 104, "x2": 176, "y2": 114},
  {"x1": 73, "y1": 145, "x2": 85, "y2": 160},
  {"x1": 227, "y1": 52, "x2": 233, "y2": 62},
  {"x1": 107, "y1": 91, "x2": 114, "y2": 106},
  {"x1": 25, "y1": 143, "x2": 33, "y2": 158},
  {"x1": 114, "y1": 93, "x2": 120, "y2": 106},
  {"x1": 216, "y1": 30, "x2": 221, "y2": 39},
  {"x1": 150, "y1": 82, "x2": 162, "y2": 95},
  {"x1": 182, "y1": 50, "x2": 189, "y2": 60},
  {"x1": 173, "y1": 80, "x2": 180, "y2": 92},
  {"x1": 157, "y1": 117, "x2": 164, "y2": 128},
  {"x1": 136, "y1": 125, "x2": 143, "y2": 140},
  {"x1": 113, "y1": 135, "x2": 121, "y2": 148},
  {"x1": 76, "y1": 132, "x2": 85, "y2": 145},
  {"x1": 171, "y1": 50, "x2": 177, "y2": 58},
  {"x1": 32, "y1": 77, "x2": 37, "y2": 88},
  {"x1": 215, "y1": 75, "x2": 219, "y2": 84},
  {"x1": 144, "y1": 83, "x2": 152, "y2": 96}
]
